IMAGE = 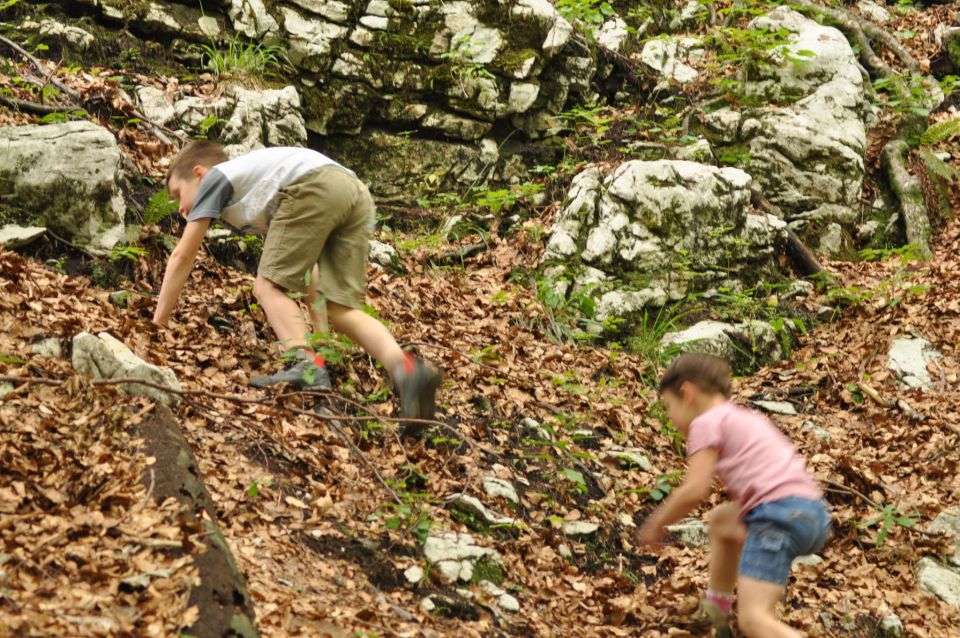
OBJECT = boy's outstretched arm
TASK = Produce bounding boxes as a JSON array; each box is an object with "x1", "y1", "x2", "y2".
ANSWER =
[
  {"x1": 636, "y1": 447, "x2": 718, "y2": 544},
  {"x1": 153, "y1": 218, "x2": 211, "y2": 326}
]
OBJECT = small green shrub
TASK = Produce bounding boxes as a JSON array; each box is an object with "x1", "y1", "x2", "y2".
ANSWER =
[
  {"x1": 200, "y1": 36, "x2": 291, "y2": 83},
  {"x1": 143, "y1": 189, "x2": 179, "y2": 225}
]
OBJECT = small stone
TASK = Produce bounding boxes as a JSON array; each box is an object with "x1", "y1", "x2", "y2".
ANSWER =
[
  {"x1": 802, "y1": 420, "x2": 831, "y2": 441},
  {"x1": 857, "y1": 0, "x2": 891, "y2": 23},
  {"x1": 0, "y1": 383, "x2": 12, "y2": 399},
  {"x1": 888, "y1": 337, "x2": 941, "y2": 391},
  {"x1": 482, "y1": 477, "x2": 519, "y2": 504},
  {"x1": 782, "y1": 280, "x2": 814, "y2": 300},
  {"x1": 404, "y1": 565, "x2": 423, "y2": 584},
  {"x1": 600, "y1": 447, "x2": 652, "y2": 472},
  {"x1": 562, "y1": 521, "x2": 599, "y2": 537},
  {"x1": 440, "y1": 215, "x2": 464, "y2": 240},
  {"x1": 445, "y1": 494, "x2": 517, "y2": 526},
  {"x1": 498, "y1": 593, "x2": 520, "y2": 612},
  {"x1": 792, "y1": 554, "x2": 823, "y2": 568},
  {"x1": 918, "y1": 557, "x2": 960, "y2": 608},
  {"x1": 30, "y1": 338, "x2": 61, "y2": 358},
  {"x1": 558, "y1": 544, "x2": 572, "y2": 559},
  {"x1": 478, "y1": 580, "x2": 504, "y2": 597},
  {"x1": 879, "y1": 613, "x2": 904, "y2": 638},
  {"x1": 666, "y1": 518, "x2": 708, "y2": 546},
  {"x1": 420, "y1": 596, "x2": 436, "y2": 613},
  {"x1": 752, "y1": 400, "x2": 798, "y2": 416}
]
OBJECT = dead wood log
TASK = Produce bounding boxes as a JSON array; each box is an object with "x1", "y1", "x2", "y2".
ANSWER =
[
  {"x1": 138, "y1": 406, "x2": 259, "y2": 638},
  {"x1": 882, "y1": 138, "x2": 933, "y2": 259},
  {"x1": 750, "y1": 187, "x2": 833, "y2": 282},
  {"x1": 428, "y1": 241, "x2": 486, "y2": 266}
]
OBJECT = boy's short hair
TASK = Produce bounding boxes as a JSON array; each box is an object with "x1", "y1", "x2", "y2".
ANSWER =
[
  {"x1": 166, "y1": 140, "x2": 228, "y2": 187},
  {"x1": 659, "y1": 352, "x2": 732, "y2": 398}
]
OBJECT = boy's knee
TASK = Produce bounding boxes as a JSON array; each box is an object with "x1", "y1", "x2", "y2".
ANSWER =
[{"x1": 253, "y1": 275, "x2": 279, "y2": 300}]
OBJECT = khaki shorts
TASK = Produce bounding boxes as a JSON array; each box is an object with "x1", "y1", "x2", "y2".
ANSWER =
[{"x1": 259, "y1": 165, "x2": 374, "y2": 309}]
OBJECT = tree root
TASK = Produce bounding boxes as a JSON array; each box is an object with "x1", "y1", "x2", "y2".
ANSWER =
[
  {"x1": 882, "y1": 138, "x2": 933, "y2": 259},
  {"x1": 750, "y1": 188, "x2": 834, "y2": 282}
]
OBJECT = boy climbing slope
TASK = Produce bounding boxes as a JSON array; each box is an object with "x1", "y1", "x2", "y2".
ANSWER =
[
  {"x1": 636, "y1": 353, "x2": 830, "y2": 637},
  {"x1": 154, "y1": 141, "x2": 441, "y2": 429}
]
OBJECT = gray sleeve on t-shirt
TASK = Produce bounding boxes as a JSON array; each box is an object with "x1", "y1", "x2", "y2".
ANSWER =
[{"x1": 186, "y1": 168, "x2": 233, "y2": 222}]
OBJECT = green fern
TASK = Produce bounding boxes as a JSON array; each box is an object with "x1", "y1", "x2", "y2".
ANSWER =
[
  {"x1": 920, "y1": 118, "x2": 960, "y2": 146},
  {"x1": 918, "y1": 150, "x2": 958, "y2": 182}
]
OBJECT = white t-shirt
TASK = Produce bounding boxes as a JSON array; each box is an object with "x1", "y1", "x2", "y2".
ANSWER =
[{"x1": 186, "y1": 147, "x2": 353, "y2": 235}]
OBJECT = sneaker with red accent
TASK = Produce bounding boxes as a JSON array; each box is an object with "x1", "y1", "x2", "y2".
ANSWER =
[
  {"x1": 695, "y1": 598, "x2": 732, "y2": 638},
  {"x1": 250, "y1": 351, "x2": 332, "y2": 391},
  {"x1": 393, "y1": 354, "x2": 442, "y2": 436}
]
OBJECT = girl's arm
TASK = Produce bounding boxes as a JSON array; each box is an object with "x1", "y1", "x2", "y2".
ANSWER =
[
  {"x1": 637, "y1": 447, "x2": 719, "y2": 544},
  {"x1": 153, "y1": 218, "x2": 211, "y2": 326}
]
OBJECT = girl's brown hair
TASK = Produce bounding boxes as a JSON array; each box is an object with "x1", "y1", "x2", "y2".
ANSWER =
[{"x1": 658, "y1": 352, "x2": 732, "y2": 398}]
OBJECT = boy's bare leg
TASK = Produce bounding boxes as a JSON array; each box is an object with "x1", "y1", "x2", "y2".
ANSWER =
[
  {"x1": 327, "y1": 300, "x2": 406, "y2": 373},
  {"x1": 707, "y1": 503, "x2": 747, "y2": 593},
  {"x1": 254, "y1": 275, "x2": 311, "y2": 351},
  {"x1": 306, "y1": 265, "x2": 328, "y2": 335},
  {"x1": 737, "y1": 578, "x2": 801, "y2": 638}
]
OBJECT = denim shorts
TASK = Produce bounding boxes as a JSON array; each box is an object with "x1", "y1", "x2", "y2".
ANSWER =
[{"x1": 739, "y1": 497, "x2": 831, "y2": 585}]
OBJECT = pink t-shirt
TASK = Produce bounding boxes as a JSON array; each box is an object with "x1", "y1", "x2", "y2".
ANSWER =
[{"x1": 687, "y1": 401, "x2": 822, "y2": 516}]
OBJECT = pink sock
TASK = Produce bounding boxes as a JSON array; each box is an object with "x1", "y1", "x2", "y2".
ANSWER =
[{"x1": 704, "y1": 589, "x2": 733, "y2": 615}]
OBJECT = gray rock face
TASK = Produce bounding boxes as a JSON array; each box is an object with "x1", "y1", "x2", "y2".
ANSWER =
[
  {"x1": 888, "y1": 337, "x2": 941, "y2": 391},
  {"x1": 543, "y1": 161, "x2": 786, "y2": 330},
  {"x1": 700, "y1": 7, "x2": 866, "y2": 256},
  {"x1": 321, "y1": 130, "x2": 504, "y2": 203},
  {"x1": 0, "y1": 121, "x2": 125, "y2": 250},
  {"x1": 72, "y1": 332, "x2": 181, "y2": 406},
  {"x1": 137, "y1": 85, "x2": 307, "y2": 156}
]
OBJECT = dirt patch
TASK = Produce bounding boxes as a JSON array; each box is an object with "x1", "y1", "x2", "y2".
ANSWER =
[{"x1": 300, "y1": 533, "x2": 414, "y2": 592}]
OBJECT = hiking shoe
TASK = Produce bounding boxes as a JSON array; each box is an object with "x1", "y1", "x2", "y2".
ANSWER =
[
  {"x1": 696, "y1": 599, "x2": 732, "y2": 638},
  {"x1": 393, "y1": 354, "x2": 442, "y2": 436},
  {"x1": 250, "y1": 354, "x2": 332, "y2": 391}
]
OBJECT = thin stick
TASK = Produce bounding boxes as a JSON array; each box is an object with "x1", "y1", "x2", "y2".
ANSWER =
[
  {"x1": 0, "y1": 35, "x2": 81, "y2": 100},
  {"x1": 0, "y1": 95, "x2": 78, "y2": 115}
]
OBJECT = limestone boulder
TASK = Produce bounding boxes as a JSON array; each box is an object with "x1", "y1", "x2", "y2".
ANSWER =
[
  {"x1": 72, "y1": 332, "x2": 181, "y2": 407},
  {"x1": 0, "y1": 121, "x2": 125, "y2": 250},
  {"x1": 542, "y1": 161, "x2": 787, "y2": 329},
  {"x1": 137, "y1": 84, "x2": 307, "y2": 156},
  {"x1": 699, "y1": 7, "x2": 866, "y2": 256},
  {"x1": 888, "y1": 337, "x2": 941, "y2": 391},
  {"x1": 660, "y1": 319, "x2": 783, "y2": 372},
  {"x1": 422, "y1": 532, "x2": 503, "y2": 584},
  {"x1": 918, "y1": 557, "x2": 960, "y2": 609}
]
